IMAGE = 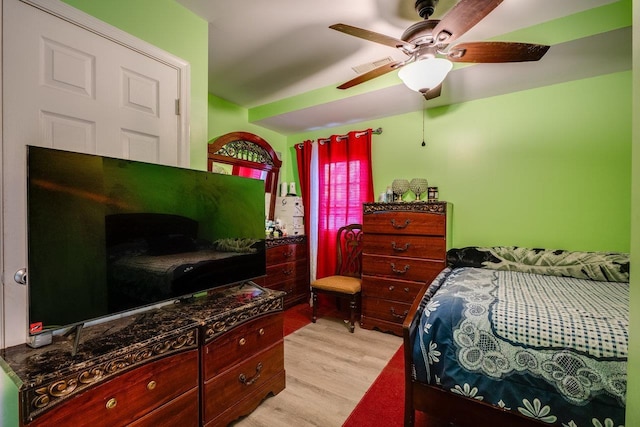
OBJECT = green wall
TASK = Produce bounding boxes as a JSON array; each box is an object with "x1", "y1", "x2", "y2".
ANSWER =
[
  {"x1": 285, "y1": 71, "x2": 631, "y2": 253},
  {"x1": 62, "y1": 0, "x2": 209, "y2": 170},
  {"x1": 627, "y1": 3, "x2": 639, "y2": 426},
  {"x1": 207, "y1": 94, "x2": 288, "y2": 168}
]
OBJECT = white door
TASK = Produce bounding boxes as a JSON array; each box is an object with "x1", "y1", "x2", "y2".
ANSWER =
[{"x1": 1, "y1": 0, "x2": 190, "y2": 347}]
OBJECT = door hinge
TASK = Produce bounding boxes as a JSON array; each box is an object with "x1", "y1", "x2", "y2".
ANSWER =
[{"x1": 175, "y1": 99, "x2": 180, "y2": 116}]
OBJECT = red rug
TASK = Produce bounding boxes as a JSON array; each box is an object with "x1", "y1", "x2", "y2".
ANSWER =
[
  {"x1": 342, "y1": 345, "x2": 443, "y2": 427},
  {"x1": 343, "y1": 345, "x2": 406, "y2": 427}
]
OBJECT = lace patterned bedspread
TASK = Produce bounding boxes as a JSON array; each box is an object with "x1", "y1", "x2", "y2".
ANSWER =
[{"x1": 412, "y1": 266, "x2": 628, "y2": 427}]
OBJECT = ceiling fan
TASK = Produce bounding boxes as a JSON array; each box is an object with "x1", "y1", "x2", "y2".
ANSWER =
[{"x1": 330, "y1": 0, "x2": 550, "y2": 100}]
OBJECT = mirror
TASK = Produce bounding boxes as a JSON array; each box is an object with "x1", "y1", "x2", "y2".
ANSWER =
[{"x1": 208, "y1": 132, "x2": 282, "y2": 220}]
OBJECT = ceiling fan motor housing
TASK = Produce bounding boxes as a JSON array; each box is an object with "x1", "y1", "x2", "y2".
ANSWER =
[
  {"x1": 401, "y1": 20, "x2": 438, "y2": 45},
  {"x1": 414, "y1": 0, "x2": 438, "y2": 19}
]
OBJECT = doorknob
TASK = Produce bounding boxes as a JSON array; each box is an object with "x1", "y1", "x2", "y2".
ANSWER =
[{"x1": 14, "y1": 268, "x2": 27, "y2": 285}]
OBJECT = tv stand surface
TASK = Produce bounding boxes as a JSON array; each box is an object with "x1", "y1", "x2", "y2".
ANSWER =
[{"x1": 0, "y1": 282, "x2": 285, "y2": 426}]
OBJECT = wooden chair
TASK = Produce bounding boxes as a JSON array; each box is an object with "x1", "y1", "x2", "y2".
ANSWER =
[{"x1": 310, "y1": 224, "x2": 363, "y2": 333}]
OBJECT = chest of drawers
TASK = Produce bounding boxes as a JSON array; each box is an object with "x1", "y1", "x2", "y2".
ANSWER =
[
  {"x1": 361, "y1": 202, "x2": 448, "y2": 336},
  {"x1": 262, "y1": 236, "x2": 309, "y2": 308}
]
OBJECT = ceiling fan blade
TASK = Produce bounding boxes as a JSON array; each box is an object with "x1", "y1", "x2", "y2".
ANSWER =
[
  {"x1": 447, "y1": 41, "x2": 550, "y2": 63},
  {"x1": 432, "y1": 0, "x2": 503, "y2": 44},
  {"x1": 422, "y1": 84, "x2": 442, "y2": 100},
  {"x1": 330, "y1": 23, "x2": 415, "y2": 51},
  {"x1": 337, "y1": 61, "x2": 404, "y2": 90}
]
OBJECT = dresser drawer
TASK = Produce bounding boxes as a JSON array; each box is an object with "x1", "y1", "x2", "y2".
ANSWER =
[
  {"x1": 203, "y1": 313, "x2": 283, "y2": 380},
  {"x1": 363, "y1": 211, "x2": 445, "y2": 236},
  {"x1": 362, "y1": 254, "x2": 444, "y2": 283},
  {"x1": 266, "y1": 243, "x2": 307, "y2": 265},
  {"x1": 30, "y1": 350, "x2": 198, "y2": 427},
  {"x1": 361, "y1": 275, "x2": 424, "y2": 304},
  {"x1": 283, "y1": 277, "x2": 306, "y2": 300},
  {"x1": 203, "y1": 343, "x2": 285, "y2": 423},
  {"x1": 129, "y1": 387, "x2": 199, "y2": 427},
  {"x1": 362, "y1": 234, "x2": 445, "y2": 260},
  {"x1": 265, "y1": 259, "x2": 307, "y2": 287},
  {"x1": 362, "y1": 296, "x2": 412, "y2": 324}
]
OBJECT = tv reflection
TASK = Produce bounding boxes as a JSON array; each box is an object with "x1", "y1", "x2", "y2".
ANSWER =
[{"x1": 105, "y1": 213, "x2": 266, "y2": 313}]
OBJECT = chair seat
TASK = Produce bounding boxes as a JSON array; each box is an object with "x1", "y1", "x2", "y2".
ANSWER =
[{"x1": 311, "y1": 275, "x2": 361, "y2": 294}]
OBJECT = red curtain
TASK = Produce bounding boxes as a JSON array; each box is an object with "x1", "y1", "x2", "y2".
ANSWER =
[
  {"x1": 316, "y1": 130, "x2": 374, "y2": 278},
  {"x1": 295, "y1": 140, "x2": 313, "y2": 237},
  {"x1": 232, "y1": 165, "x2": 266, "y2": 180}
]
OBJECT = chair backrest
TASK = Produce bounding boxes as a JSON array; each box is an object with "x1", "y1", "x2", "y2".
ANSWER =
[{"x1": 335, "y1": 224, "x2": 364, "y2": 278}]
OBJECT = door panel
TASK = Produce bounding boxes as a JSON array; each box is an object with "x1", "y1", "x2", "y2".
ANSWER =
[
  {"x1": 41, "y1": 111, "x2": 97, "y2": 152},
  {"x1": 43, "y1": 37, "x2": 96, "y2": 98}
]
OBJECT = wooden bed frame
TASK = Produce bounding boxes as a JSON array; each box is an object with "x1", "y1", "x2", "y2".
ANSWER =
[{"x1": 402, "y1": 283, "x2": 546, "y2": 427}]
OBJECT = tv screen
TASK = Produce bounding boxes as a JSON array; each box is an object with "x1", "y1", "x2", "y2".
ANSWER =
[{"x1": 27, "y1": 146, "x2": 266, "y2": 335}]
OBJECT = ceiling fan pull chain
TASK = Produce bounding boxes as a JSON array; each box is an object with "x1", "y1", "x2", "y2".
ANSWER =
[{"x1": 421, "y1": 100, "x2": 426, "y2": 147}]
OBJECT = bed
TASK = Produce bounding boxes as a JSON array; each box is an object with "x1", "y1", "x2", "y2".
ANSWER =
[
  {"x1": 105, "y1": 213, "x2": 265, "y2": 312},
  {"x1": 403, "y1": 246, "x2": 629, "y2": 427}
]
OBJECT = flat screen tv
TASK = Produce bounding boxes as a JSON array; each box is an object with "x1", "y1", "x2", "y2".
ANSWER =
[{"x1": 27, "y1": 146, "x2": 266, "y2": 336}]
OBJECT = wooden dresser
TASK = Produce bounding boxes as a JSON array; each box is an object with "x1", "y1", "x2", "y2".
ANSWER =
[
  {"x1": 200, "y1": 303, "x2": 285, "y2": 426},
  {"x1": 262, "y1": 235, "x2": 309, "y2": 309},
  {"x1": 1, "y1": 283, "x2": 284, "y2": 427},
  {"x1": 361, "y1": 202, "x2": 448, "y2": 336}
]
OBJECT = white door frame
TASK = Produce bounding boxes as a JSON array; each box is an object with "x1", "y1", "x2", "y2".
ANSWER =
[{"x1": 0, "y1": 0, "x2": 191, "y2": 348}]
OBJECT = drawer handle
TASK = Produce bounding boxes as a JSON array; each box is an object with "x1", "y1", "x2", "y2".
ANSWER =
[
  {"x1": 239, "y1": 337, "x2": 247, "y2": 346},
  {"x1": 390, "y1": 263, "x2": 410, "y2": 275},
  {"x1": 258, "y1": 328, "x2": 265, "y2": 336},
  {"x1": 404, "y1": 287, "x2": 410, "y2": 293},
  {"x1": 390, "y1": 219, "x2": 411, "y2": 229},
  {"x1": 390, "y1": 307, "x2": 409, "y2": 319},
  {"x1": 147, "y1": 380, "x2": 157, "y2": 391},
  {"x1": 106, "y1": 398, "x2": 117, "y2": 410},
  {"x1": 283, "y1": 250, "x2": 293, "y2": 258},
  {"x1": 388, "y1": 285, "x2": 395, "y2": 291},
  {"x1": 391, "y1": 241, "x2": 410, "y2": 252},
  {"x1": 239, "y1": 362, "x2": 263, "y2": 386},
  {"x1": 282, "y1": 269, "x2": 292, "y2": 276}
]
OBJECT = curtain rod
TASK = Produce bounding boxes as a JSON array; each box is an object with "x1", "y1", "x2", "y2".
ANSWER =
[
  {"x1": 317, "y1": 127, "x2": 382, "y2": 144},
  {"x1": 295, "y1": 128, "x2": 382, "y2": 149}
]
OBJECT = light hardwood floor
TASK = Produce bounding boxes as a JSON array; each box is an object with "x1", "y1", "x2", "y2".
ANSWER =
[{"x1": 232, "y1": 317, "x2": 403, "y2": 427}]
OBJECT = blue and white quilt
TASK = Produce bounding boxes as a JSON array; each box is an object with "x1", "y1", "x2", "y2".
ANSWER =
[{"x1": 412, "y1": 247, "x2": 629, "y2": 427}]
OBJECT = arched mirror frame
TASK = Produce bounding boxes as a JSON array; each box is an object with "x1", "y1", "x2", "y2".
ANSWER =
[{"x1": 207, "y1": 132, "x2": 282, "y2": 220}]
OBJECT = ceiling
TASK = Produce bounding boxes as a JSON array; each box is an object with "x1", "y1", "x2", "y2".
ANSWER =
[{"x1": 175, "y1": 0, "x2": 631, "y2": 134}]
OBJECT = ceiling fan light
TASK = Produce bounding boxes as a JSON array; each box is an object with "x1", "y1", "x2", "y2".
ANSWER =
[{"x1": 398, "y1": 58, "x2": 453, "y2": 93}]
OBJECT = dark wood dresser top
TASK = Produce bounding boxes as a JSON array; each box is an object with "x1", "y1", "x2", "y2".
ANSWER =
[
  {"x1": 363, "y1": 201, "x2": 447, "y2": 215},
  {"x1": 1, "y1": 282, "x2": 284, "y2": 413}
]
